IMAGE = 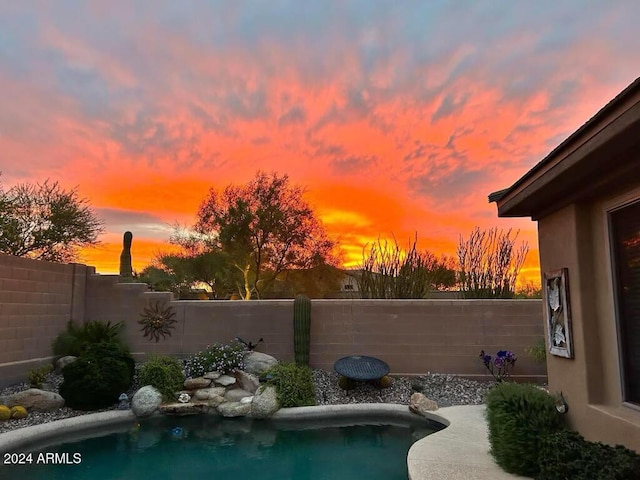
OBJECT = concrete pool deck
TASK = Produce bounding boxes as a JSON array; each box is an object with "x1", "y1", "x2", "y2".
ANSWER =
[{"x1": 0, "y1": 404, "x2": 529, "y2": 479}]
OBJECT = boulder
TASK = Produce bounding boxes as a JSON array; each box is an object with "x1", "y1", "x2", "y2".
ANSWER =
[
  {"x1": 224, "y1": 388, "x2": 253, "y2": 402},
  {"x1": 236, "y1": 371, "x2": 260, "y2": 394},
  {"x1": 244, "y1": 352, "x2": 278, "y2": 375},
  {"x1": 217, "y1": 401, "x2": 251, "y2": 417},
  {"x1": 159, "y1": 401, "x2": 209, "y2": 416},
  {"x1": 184, "y1": 377, "x2": 212, "y2": 389},
  {"x1": 250, "y1": 385, "x2": 279, "y2": 419},
  {"x1": 131, "y1": 386, "x2": 163, "y2": 417},
  {"x1": 240, "y1": 396, "x2": 254, "y2": 404},
  {"x1": 409, "y1": 392, "x2": 439, "y2": 415},
  {"x1": 203, "y1": 372, "x2": 221, "y2": 380},
  {"x1": 1, "y1": 389, "x2": 64, "y2": 411},
  {"x1": 214, "y1": 375, "x2": 236, "y2": 387},
  {"x1": 193, "y1": 387, "x2": 226, "y2": 401},
  {"x1": 55, "y1": 356, "x2": 78, "y2": 374},
  {"x1": 205, "y1": 395, "x2": 225, "y2": 408}
]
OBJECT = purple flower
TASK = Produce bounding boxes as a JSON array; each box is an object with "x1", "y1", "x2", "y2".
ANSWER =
[{"x1": 494, "y1": 357, "x2": 505, "y2": 368}]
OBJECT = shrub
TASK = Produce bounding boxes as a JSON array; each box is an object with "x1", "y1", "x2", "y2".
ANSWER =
[
  {"x1": 525, "y1": 338, "x2": 547, "y2": 364},
  {"x1": 184, "y1": 341, "x2": 246, "y2": 377},
  {"x1": 52, "y1": 320, "x2": 126, "y2": 357},
  {"x1": 59, "y1": 342, "x2": 134, "y2": 410},
  {"x1": 265, "y1": 362, "x2": 315, "y2": 408},
  {"x1": 138, "y1": 355, "x2": 184, "y2": 400},
  {"x1": 538, "y1": 430, "x2": 640, "y2": 480},
  {"x1": 484, "y1": 382, "x2": 566, "y2": 477},
  {"x1": 28, "y1": 364, "x2": 53, "y2": 388}
]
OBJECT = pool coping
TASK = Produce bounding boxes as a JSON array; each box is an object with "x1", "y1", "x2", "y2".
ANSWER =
[{"x1": 0, "y1": 404, "x2": 528, "y2": 479}]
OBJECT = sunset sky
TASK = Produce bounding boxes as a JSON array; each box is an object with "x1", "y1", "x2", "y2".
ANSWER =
[{"x1": 1, "y1": 1, "x2": 639, "y2": 285}]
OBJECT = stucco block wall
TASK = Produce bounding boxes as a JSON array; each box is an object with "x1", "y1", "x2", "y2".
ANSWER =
[
  {"x1": 86, "y1": 290, "x2": 545, "y2": 378},
  {"x1": 538, "y1": 183, "x2": 640, "y2": 453},
  {"x1": 0, "y1": 253, "x2": 546, "y2": 389},
  {"x1": 0, "y1": 254, "x2": 93, "y2": 386}
]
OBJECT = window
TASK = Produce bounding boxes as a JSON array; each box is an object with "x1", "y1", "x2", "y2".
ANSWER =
[{"x1": 610, "y1": 199, "x2": 640, "y2": 405}]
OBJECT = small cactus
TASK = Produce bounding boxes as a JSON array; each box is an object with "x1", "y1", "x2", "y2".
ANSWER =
[
  {"x1": 0, "y1": 405, "x2": 11, "y2": 421},
  {"x1": 119, "y1": 231, "x2": 133, "y2": 279},
  {"x1": 10, "y1": 406, "x2": 27, "y2": 419},
  {"x1": 375, "y1": 375, "x2": 393, "y2": 389},
  {"x1": 293, "y1": 295, "x2": 311, "y2": 366}
]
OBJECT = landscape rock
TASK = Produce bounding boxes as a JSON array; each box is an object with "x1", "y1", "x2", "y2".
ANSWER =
[
  {"x1": 159, "y1": 401, "x2": 209, "y2": 416},
  {"x1": 203, "y1": 372, "x2": 221, "y2": 380},
  {"x1": 224, "y1": 388, "x2": 253, "y2": 402},
  {"x1": 217, "y1": 401, "x2": 251, "y2": 417},
  {"x1": 205, "y1": 395, "x2": 225, "y2": 408},
  {"x1": 240, "y1": 396, "x2": 254, "y2": 404},
  {"x1": 131, "y1": 386, "x2": 163, "y2": 417},
  {"x1": 244, "y1": 352, "x2": 278, "y2": 375},
  {"x1": 193, "y1": 387, "x2": 226, "y2": 400},
  {"x1": 184, "y1": 377, "x2": 212, "y2": 389},
  {"x1": 409, "y1": 392, "x2": 439, "y2": 415},
  {"x1": 1, "y1": 389, "x2": 65, "y2": 411},
  {"x1": 250, "y1": 385, "x2": 279, "y2": 418},
  {"x1": 214, "y1": 375, "x2": 236, "y2": 386},
  {"x1": 55, "y1": 356, "x2": 78, "y2": 374},
  {"x1": 237, "y1": 371, "x2": 260, "y2": 394}
]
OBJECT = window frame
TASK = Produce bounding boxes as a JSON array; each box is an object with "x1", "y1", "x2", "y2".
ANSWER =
[{"x1": 607, "y1": 196, "x2": 640, "y2": 407}]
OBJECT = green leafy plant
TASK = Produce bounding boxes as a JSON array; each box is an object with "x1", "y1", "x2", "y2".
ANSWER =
[
  {"x1": 52, "y1": 320, "x2": 126, "y2": 357},
  {"x1": 485, "y1": 382, "x2": 566, "y2": 477},
  {"x1": 537, "y1": 430, "x2": 640, "y2": 480},
  {"x1": 138, "y1": 355, "x2": 185, "y2": 400},
  {"x1": 138, "y1": 301, "x2": 177, "y2": 342},
  {"x1": 59, "y1": 342, "x2": 134, "y2": 410},
  {"x1": 28, "y1": 364, "x2": 53, "y2": 389},
  {"x1": 525, "y1": 338, "x2": 547, "y2": 364},
  {"x1": 264, "y1": 362, "x2": 315, "y2": 407},
  {"x1": 184, "y1": 341, "x2": 246, "y2": 377}
]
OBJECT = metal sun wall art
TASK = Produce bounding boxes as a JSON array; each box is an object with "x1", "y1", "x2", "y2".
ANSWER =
[{"x1": 544, "y1": 268, "x2": 574, "y2": 358}]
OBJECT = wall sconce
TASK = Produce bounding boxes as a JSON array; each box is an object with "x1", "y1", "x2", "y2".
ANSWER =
[{"x1": 555, "y1": 391, "x2": 569, "y2": 414}]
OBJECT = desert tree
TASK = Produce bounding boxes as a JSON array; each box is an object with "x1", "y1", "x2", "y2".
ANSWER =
[
  {"x1": 194, "y1": 171, "x2": 337, "y2": 299},
  {"x1": 457, "y1": 227, "x2": 528, "y2": 298},
  {"x1": 0, "y1": 178, "x2": 103, "y2": 262}
]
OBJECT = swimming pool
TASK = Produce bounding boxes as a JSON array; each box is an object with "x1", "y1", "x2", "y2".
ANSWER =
[{"x1": 2, "y1": 408, "x2": 444, "y2": 480}]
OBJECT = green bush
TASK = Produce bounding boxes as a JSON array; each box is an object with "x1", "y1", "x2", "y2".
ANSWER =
[
  {"x1": 28, "y1": 364, "x2": 53, "y2": 388},
  {"x1": 265, "y1": 362, "x2": 315, "y2": 408},
  {"x1": 525, "y1": 338, "x2": 547, "y2": 364},
  {"x1": 184, "y1": 341, "x2": 246, "y2": 377},
  {"x1": 52, "y1": 320, "x2": 126, "y2": 357},
  {"x1": 538, "y1": 430, "x2": 640, "y2": 480},
  {"x1": 138, "y1": 355, "x2": 184, "y2": 400},
  {"x1": 485, "y1": 382, "x2": 566, "y2": 477},
  {"x1": 59, "y1": 342, "x2": 134, "y2": 410}
]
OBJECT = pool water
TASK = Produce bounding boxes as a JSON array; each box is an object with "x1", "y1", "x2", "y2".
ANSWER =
[{"x1": 5, "y1": 415, "x2": 442, "y2": 479}]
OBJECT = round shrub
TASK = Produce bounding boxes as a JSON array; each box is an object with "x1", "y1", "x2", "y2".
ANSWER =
[
  {"x1": 10, "y1": 406, "x2": 27, "y2": 419},
  {"x1": 59, "y1": 342, "x2": 134, "y2": 411},
  {"x1": 484, "y1": 382, "x2": 566, "y2": 477},
  {"x1": 265, "y1": 362, "x2": 315, "y2": 408},
  {"x1": 0, "y1": 405, "x2": 10, "y2": 421},
  {"x1": 138, "y1": 355, "x2": 184, "y2": 400}
]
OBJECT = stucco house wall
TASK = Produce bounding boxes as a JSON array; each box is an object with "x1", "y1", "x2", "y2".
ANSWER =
[{"x1": 491, "y1": 76, "x2": 640, "y2": 453}]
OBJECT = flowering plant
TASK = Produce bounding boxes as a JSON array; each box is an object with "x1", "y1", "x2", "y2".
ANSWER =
[
  {"x1": 184, "y1": 341, "x2": 246, "y2": 377},
  {"x1": 479, "y1": 349, "x2": 517, "y2": 382}
]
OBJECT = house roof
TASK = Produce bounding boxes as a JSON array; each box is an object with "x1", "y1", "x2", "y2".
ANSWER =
[{"x1": 489, "y1": 76, "x2": 640, "y2": 219}]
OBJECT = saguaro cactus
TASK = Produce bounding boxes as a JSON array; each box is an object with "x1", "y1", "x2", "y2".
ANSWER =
[
  {"x1": 119, "y1": 231, "x2": 133, "y2": 279},
  {"x1": 293, "y1": 295, "x2": 311, "y2": 366}
]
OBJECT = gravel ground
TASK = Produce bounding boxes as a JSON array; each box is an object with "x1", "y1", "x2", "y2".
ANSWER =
[{"x1": 0, "y1": 369, "x2": 495, "y2": 435}]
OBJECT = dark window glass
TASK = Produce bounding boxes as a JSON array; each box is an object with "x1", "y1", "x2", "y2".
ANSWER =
[{"x1": 611, "y1": 200, "x2": 640, "y2": 405}]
